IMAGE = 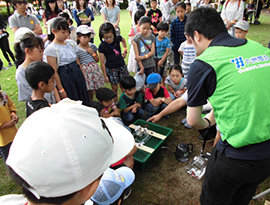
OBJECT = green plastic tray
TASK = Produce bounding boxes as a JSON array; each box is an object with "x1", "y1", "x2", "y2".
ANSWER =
[{"x1": 131, "y1": 119, "x2": 173, "y2": 171}]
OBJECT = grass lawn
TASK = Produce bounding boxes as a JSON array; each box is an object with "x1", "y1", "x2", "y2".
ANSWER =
[{"x1": 0, "y1": 8, "x2": 270, "y2": 204}]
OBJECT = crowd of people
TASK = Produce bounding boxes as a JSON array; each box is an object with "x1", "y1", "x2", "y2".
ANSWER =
[{"x1": 0, "y1": 0, "x2": 270, "y2": 204}]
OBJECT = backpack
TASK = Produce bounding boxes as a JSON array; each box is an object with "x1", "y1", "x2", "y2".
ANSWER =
[{"x1": 136, "y1": 1, "x2": 146, "y2": 14}]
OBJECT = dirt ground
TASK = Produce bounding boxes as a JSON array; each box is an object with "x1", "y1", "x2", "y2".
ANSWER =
[{"x1": 125, "y1": 108, "x2": 270, "y2": 205}]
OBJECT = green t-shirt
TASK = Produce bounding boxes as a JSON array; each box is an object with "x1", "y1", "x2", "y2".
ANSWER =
[{"x1": 119, "y1": 92, "x2": 143, "y2": 110}]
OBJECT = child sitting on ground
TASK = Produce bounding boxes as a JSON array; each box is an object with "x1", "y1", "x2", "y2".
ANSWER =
[
  {"x1": 96, "y1": 87, "x2": 120, "y2": 117},
  {"x1": 0, "y1": 86, "x2": 19, "y2": 163},
  {"x1": 155, "y1": 21, "x2": 171, "y2": 84},
  {"x1": 25, "y1": 61, "x2": 55, "y2": 117},
  {"x1": 234, "y1": 20, "x2": 249, "y2": 39},
  {"x1": 119, "y1": 75, "x2": 145, "y2": 126},
  {"x1": 145, "y1": 73, "x2": 172, "y2": 119},
  {"x1": 165, "y1": 64, "x2": 186, "y2": 100}
]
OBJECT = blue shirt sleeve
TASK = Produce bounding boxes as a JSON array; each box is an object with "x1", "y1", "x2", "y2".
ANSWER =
[{"x1": 73, "y1": 9, "x2": 81, "y2": 26}]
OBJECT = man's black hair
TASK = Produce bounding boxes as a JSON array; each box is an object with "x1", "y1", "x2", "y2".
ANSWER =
[
  {"x1": 175, "y1": 2, "x2": 186, "y2": 10},
  {"x1": 120, "y1": 76, "x2": 136, "y2": 90},
  {"x1": 99, "y1": 22, "x2": 117, "y2": 42},
  {"x1": 185, "y1": 7, "x2": 227, "y2": 40},
  {"x1": 25, "y1": 61, "x2": 55, "y2": 90},
  {"x1": 7, "y1": 166, "x2": 77, "y2": 204},
  {"x1": 156, "y1": 22, "x2": 169, "y2": 32},
  {"x1": 134, "y1": 10, "x2": 145, "y2": 25},
  {"x1": 139, "y1": 16, "x2": 151, "y2": 26}
]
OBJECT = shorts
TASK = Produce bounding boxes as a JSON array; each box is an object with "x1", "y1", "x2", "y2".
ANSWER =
[{"x1": 106, "y1": 64, "x2": 129, "y2": 85}]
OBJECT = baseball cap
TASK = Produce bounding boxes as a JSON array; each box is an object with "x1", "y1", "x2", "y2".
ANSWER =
[
  {"x1": 146, "y1": 73, "x2": 162, "y2": 89},
  {"x1": 234, "y1": 20, "x2": 249, "y2": 31},
  {"x1": 14, "y1": 27, "x2": 35, "y2": 43},
  {"x1": 96, "y1": 88, "x2": 116, "y2": 101},
  {"x1": 90, "y1": 167, "x2": 135, "y2": 205},
  {"x1": 76, "y1": 25, "x2": 95, "y2": 34},
  {"x1": 6, "y1": 99, "x2": 135, "y2": 199}
]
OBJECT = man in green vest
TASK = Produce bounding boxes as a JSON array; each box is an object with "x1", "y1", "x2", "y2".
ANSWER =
[{"x1": 185, "y1": 7, "x2": 270, "y2": 205}]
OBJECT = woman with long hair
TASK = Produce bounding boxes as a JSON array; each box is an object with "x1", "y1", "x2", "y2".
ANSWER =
[{"x1": 42, "y1": 0, "x2": 60, "y2": 28}]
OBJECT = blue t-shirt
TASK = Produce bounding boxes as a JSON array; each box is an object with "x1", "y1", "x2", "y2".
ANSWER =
[{"x1": 156, "y1": 36, "x2": 171, "y2": 58}]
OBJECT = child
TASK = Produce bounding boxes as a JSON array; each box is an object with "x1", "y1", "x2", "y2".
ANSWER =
[
  {"x1": 15, "y1": 31, "x2": 57, "y2": 104},
  {"x1": 145, "y1": 73, "x2": 172, "y2": 118},
  {"x1": 165, "y1": 65, "x2": 186, "y2": 100},
  {"x1": 88, "y1": 167, "x2": 135, "y2": 205},
  {"x1": 98, "y1": 22, "x2": 129, "y2": 102},
  {"x1": 178, "y1": 33, "x2": 197, "y2": 87},
  {"x1": 58, "y1": 11, "x2": 77, "y2": 42},
  {"x1": 170, "y1": 2, "x2": 187, "y2": 65},
  {"x1": 155, "y1": 22, "x2": 171, "y2": 84},
  {"x1": 0, "y1": 87, "x2": 19, "y2": 163},
  {"x1": 185, "y1": 2, "x2": 191, "y2": 16},
  {"x1": 234, "y1": 20, "x2": 249, "y2": 39},
  {"x1": 127, "y1": 10, "x2": 145, "y2": 73},
  {"x1": 76, "y1": 25, "x2": 105, "y2": 101},
  {"x1": 25, "y1": 61, "x2": 55, "y2": 117},
  {"x1": 44, "y1": 17, "x2": 89, "y2": 105},
  {"x1": 96, "y1": 87, "x2": 120, "y2": 117},
  {"x1": 132, "y1": 16, "x2": 156, "y2": 78},
  {"x1": 119, "y1": 75, "x2": 145, "y2": 126},
  {"x1": 43, "y1": 0, "x2": 60, "y2": 28},
  {"x1": 147, "y1": 0, "x2": 162, "y2": 35}
]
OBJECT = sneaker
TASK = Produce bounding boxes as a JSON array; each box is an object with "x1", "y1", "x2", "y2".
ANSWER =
[
  {"x1": 181, "y1": 117, "x2": 187, "y2": 124},
  {"x1": 124, "y1": 187, "x2": 132, "y2": 200},
  {"x1": 184, "y1": 122, "x2": 192, "y2": 129},
  {"x1": 8, "y1": 62, "x2": 13, "y2": 67}
]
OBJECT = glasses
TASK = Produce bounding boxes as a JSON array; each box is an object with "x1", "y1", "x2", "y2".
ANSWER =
[{"x1": 17, "y1": 0, "x2": 27, "y2": 5}]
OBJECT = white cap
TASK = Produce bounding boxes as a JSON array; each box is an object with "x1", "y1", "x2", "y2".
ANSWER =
[
  {"x1": 76, "y1": 25, "x2": 95, "y2": 34},
  {"x1": 234, "y1": 20, "x2": 249, "y2": 31},
  {"x1": 6, "y1": 99, "x2": 135, "y2": 199},
  {"x1": 90, "y1": 167, "x2": 135, "y2": 205},
  {"x1": 14, "y1": 27, "x2": 35, "y2": 43}
]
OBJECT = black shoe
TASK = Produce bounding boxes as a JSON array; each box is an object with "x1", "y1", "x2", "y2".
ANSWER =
[{"x1": 198, "y1": 134, "x2": 215, "y2": 142}]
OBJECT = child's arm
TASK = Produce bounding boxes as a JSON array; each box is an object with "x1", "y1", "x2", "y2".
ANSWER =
[
  {"x1": 178, "y1": 50, "x2": 183, "y2": 56},
  {"x1": 163, "y1": 88, "x2": 172, "y2": 105},
  {"x1": 7, "y1": 95, "x2": 19, "y2": 124},
  {"x1": 109, "y1": 107, "x2": 120, "y2": 117},
  {"x1": 99, "y1": 53, "x2": 109, "y2": 84},
  {"x1": 122, "y1": 103, "x2": 141, "y2": 113},
  {"x1": 120, "y1": 36, "x2": 128, "y2": 59},
  {"x1": 132, "y1": 40, "x2": 145, "y2": 75},
  {"x1": 53, "y1": 87, "x2": 61, "y2": 102},
  {"x1": 158, "y1": 47, "x2": 170, "y2": 68},
  {"x1": 47, "y1": 56, "x2": 67, "y2": 99},
  {"x1": 167, "y1": 85, "x2": 175, "y2": 94},
  {"x1": 86, "y1": 46, "x2": 99, "y2": 63}
]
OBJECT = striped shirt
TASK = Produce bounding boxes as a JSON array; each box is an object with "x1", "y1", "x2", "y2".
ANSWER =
[{"x1": 77, "y1": 43, "x2": 98, "y2": 65}]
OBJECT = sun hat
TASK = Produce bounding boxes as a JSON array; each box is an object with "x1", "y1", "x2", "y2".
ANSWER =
[
  {"x1": 146, "y1": 73, "x2": 162, "y2": 89},
  {"x1": 234, "y1": 20, "x2": 249, "y2": 31},
  {"x1": 76, "y1": 25, "x2": 95, "y2": 34},
  {"x1": 96, "y1": 88, "x2": 116, "y2": 101},
  {"x1": 14, "y1": 27, "x2": 35, "y2": 43},
  {"x1": 6, "y1": 98, "x2": 135, "y2": 199},
  {"x1": 89, "y1": 167, "x2": 135, "y2": 205}
]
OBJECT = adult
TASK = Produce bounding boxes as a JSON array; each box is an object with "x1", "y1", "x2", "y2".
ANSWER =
[
  {"x1": 0, "y1": 13, "x2": 16, "y2": 67},
  {"x1": 0, "y1": 99, "x2": 135, "y2": 205},
  {"x1": 9, "y1": 0, "x2": 42, "y2": 35},
  {"x1": 42, "y1": 0, "x2": 61, "y2": 28},
  {"x1": 128, "y1": 0, "x2": 147, "y2": 25},
  {"x1": 185, "y1": 7, "x2": 270, "y2": 204},
  {"x1": 73, "y1": 0, "x2": 94, "y2": 27},
  {"x1": 57, "y1": 0, "x2": 73, "y2": 19},
  {"x1": 221, "y1": 0, "x2": 244, "y2": 36},
  {"x1": 100, "y1": 0, "x2": 121, "y2": 35},
  {"x1": 160, "y1": 0, "x2": 180, "y2": 23},
  {"x1": 254, "y1": 0, "x2": 264, "y2": 24}
]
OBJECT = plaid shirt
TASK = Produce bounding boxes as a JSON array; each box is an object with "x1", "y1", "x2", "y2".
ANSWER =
[{"x1": 170, "y1": 16, "x2": 187, "y2": 51}]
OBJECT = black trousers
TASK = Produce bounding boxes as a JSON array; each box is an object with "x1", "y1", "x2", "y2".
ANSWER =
[
  {"x1": 173, "y1": 50, "x2": 180, "y2": 65},
  {"x1": 0, "y1": 35, "x2": 15, "y2": 63},
  {"x1": 200, "y1": 146, "x2": 270, "y2": 205}
]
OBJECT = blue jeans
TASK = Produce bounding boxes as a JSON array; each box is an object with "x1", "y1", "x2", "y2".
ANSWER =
[
  {"x1": 145, "y1": 102, "x2": 167, "y2": 118},
  {"x1": 121, "y1": 107, "x2": 145, "y2": 125}
]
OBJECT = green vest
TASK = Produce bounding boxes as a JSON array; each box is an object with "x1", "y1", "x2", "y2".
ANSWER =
[{"x1": 196, "y1": 40, "x2": 270, "y2": 148}]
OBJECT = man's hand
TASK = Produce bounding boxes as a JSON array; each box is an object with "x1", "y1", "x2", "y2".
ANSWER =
[{"x1": 147, "y1": 114, "x2": 161, "y2": 123}]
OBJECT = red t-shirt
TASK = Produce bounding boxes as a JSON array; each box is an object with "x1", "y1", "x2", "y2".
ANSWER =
[{"x1": 145, "y1": 86, "x2": 170, "y2": 100}]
